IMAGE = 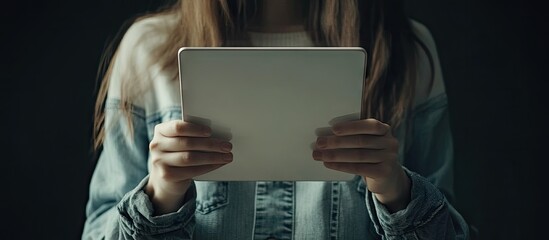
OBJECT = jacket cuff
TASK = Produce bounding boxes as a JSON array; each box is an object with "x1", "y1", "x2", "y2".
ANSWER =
[
  {"x1": 366, "y1": 168, "x2": 446, "y2": 236},
  {"x1": 117, "y1": 175, "x2": 196, "y2": 236}
]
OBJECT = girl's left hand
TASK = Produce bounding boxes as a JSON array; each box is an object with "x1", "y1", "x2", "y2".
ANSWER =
[{"x1": 313, "y1": 118, "x2": 411, "y2": 212}]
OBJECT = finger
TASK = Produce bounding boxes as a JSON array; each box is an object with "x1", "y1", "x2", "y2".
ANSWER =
[
  {"x1": 331, "y1": 118, "x2": 390, "y2": 136},
  {"x1": 159, "y1": 164, "x2": 226, "y2": 182},
  {"x1": 327, "y1": 113, "x2": 361, "y2": 125},
  {"x1": 152, "y1": 137, "x2": 232, "y2": 153},
  {"x1": 155, "y1": 120, "x2": 211, "y2": 137},
  {"x1": 152, "y1": 151, "x2": 233, "y2": 167},
  {"x1": 316, "y1": 135, "x2": 395, "y2": 150},
  {"x1": 323, "y1": 162, "x2": 390, "y2": 179},
  {"x1": 312, "y1": 149, "x2": 396, "y2": 163}
]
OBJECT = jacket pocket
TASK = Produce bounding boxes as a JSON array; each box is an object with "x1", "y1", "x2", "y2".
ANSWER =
[{"x1": 194, "y1": 181, "x2": 229, "y2": 214}]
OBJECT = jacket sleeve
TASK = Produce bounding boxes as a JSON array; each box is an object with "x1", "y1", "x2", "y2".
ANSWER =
[
  {"x1": 81, "y1": 100, "x2": 197, "y2": 240},
  {"x1": 365, "y1": 94, "x2": 470, "y2": 239}
]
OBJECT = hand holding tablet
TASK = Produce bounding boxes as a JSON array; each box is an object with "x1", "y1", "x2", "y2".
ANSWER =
[{"x1": 178, "y1": 47, "x2": 367, "y2": 181}]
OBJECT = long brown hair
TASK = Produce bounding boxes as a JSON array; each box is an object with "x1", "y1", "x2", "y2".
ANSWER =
[{"x1": 93, "y1": 0, "x2": 433, "y2": 151}]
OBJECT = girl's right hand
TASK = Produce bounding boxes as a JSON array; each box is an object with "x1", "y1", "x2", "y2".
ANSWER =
[{"x1": 144, "y1": 120, "x2": 233, "y2": 215}]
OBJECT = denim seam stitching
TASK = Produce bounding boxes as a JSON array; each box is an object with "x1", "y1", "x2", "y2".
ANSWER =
[{"x1": 329, "y1": 181, "x2": 340, "y2": 240}]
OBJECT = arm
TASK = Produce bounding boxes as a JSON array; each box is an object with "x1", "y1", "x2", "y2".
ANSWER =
[
  {"x1": 363, "y1": 20, "x2": 469, "y2": 239},
  {"x1": 83, "y1": 16, "x2": 233, "y2": 239},
  {"x1": 314, "y1": 99, "x2": 468, "y2": 239},
  {"x1": 81, "y1": 101, "x2": 197, "y2": 240},
  {"x1": 313, "y1": 20, "x2": 470, "y2": 238},
  {"x1": 364, "y1": 94, "x2": 469, "y2": 239},
  {"x1": 82, "y1": 17, "x2": 200, "y2": 239}
]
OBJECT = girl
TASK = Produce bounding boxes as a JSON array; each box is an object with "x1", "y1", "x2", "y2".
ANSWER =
[{"x1": 83, "y1": 0, "x2": 470, "y2": 239}]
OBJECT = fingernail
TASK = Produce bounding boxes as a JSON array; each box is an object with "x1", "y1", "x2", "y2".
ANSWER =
[
  {"x1": 316, "y1": 137, "x2": 327, "y2": 149},
  {"x1": 221, "y1": 142, "x2": 233, "y2": 152},
  {"x1": 313, "y1": 151, "x2": 322, "y2": 160},
  {"x1": 224, "y1": 153, "x2": 233, "y2": 161},
  {"x1": 332, "y1": 125, "x2": 343, "y2": 134}
]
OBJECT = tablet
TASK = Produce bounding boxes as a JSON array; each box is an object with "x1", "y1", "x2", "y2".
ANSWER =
[{"x1": 178, "y1": 47, "x2": 366, "y2": 181}]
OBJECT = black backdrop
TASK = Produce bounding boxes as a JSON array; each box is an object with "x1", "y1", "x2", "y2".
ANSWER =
[{"x1": 1, "y1": 0, "x2": 547, "y2": 239}]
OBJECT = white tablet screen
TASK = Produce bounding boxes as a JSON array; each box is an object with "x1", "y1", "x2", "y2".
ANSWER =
[{"x1": 178, "y1": 47, "x2": 366, "y2": 181}]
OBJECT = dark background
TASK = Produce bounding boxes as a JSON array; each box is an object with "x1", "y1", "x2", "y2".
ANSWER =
[{"x1": 1, "y1": 0, "x2": 547, "y2": 239}]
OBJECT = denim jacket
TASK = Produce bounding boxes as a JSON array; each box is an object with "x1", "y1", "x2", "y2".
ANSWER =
[{"x1": 82, "y1": 15, "x2": 469, "y2": 240}]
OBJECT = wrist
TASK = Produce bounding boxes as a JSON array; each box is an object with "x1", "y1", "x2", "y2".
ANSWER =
[
  {"x1": 144, "y1": 180, "x2": 192, "y2": 215},
  {"x1": 373, "y1": 168, "x2": 411, "y2": 213}
]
